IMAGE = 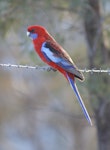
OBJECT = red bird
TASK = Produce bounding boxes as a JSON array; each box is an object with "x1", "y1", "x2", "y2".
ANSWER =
[{"x1": 27, "y1": 25, "x2": 92, "y2": 125}]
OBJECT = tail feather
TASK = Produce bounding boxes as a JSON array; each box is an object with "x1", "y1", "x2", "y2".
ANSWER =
[{"x1": 67, "y1": 74, "x2": 92, "y2": 125}]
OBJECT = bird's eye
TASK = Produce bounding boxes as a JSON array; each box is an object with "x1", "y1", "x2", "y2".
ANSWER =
[{"x1": 31, "y1": 29, "x2": 35, "y2": 33}]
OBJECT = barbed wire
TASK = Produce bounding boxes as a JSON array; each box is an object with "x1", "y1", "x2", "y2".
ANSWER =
[{"x1": 0, "y1": 63, "x2": 110, "y2": 75}]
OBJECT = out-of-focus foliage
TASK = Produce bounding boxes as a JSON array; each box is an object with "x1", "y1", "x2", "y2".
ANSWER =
[{"x1": 0, "y1": 0, "x2": 110, "y2": 150}]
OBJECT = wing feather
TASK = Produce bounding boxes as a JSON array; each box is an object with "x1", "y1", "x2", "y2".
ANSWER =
[{"x1": 41, "y1": 41, "x2": 84, "y2": 81}]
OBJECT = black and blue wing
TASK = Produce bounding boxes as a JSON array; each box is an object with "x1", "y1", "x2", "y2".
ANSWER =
[{"x1": 41, "y1": 41, "x2": 84, "y2": 81}]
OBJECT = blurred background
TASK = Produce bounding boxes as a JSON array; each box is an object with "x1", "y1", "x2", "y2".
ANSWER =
[{"x1": 0, "y1": 0, "x2": 110, "y2": 150}]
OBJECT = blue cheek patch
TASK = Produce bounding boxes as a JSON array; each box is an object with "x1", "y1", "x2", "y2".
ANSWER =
[{"x1": 30, "y1": 33, "x2": 38, "y2": 40}]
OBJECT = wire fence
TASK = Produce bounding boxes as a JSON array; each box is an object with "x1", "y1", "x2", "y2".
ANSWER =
[{"x1": 0, "y1": 63, "x2": 110, "y2": 75}]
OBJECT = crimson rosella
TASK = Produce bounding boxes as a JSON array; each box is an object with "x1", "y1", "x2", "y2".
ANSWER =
[{"x1": 27, "y1": 25, "x2": 92, "y2": 125}]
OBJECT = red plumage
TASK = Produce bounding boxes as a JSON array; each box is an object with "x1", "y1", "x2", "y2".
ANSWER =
[{"x1": 27, "y1": 25, "x2": 92, "y2": 125}]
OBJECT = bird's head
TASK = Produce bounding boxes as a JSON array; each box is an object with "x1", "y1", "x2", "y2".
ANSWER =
[{"x1": 27, "y1": 25, "x2": 47, "y2": 40}]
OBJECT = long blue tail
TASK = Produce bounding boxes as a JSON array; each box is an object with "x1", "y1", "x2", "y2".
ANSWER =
[{"x1": 67, "y1": 74, "x2": 92, "y2": 125}]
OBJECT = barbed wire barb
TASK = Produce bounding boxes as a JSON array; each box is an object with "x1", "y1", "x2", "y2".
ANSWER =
[{"x1": 0, "y1": 63, "x2": 110, "y2": 75}]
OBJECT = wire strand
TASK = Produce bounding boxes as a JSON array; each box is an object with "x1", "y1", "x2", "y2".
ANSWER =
[{"x1": 0, "y1": 63, "x2": 110, "y2": 74}]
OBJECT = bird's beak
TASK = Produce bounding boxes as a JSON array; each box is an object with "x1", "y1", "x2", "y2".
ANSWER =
[
  {"x1": 27, "y1": 31, "x2": 38, "y2": 40},
  {"x1": 27, "y1": 31, "x2": 30, "y2": 37}
]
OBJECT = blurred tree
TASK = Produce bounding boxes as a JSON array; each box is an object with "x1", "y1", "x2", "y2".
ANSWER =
[
  {"x1": 83, "y1": 0, "x2": 110, "y2": 150},
  {"x1": 0, "y1": 0, "x2": 110, "y2": 150}
]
